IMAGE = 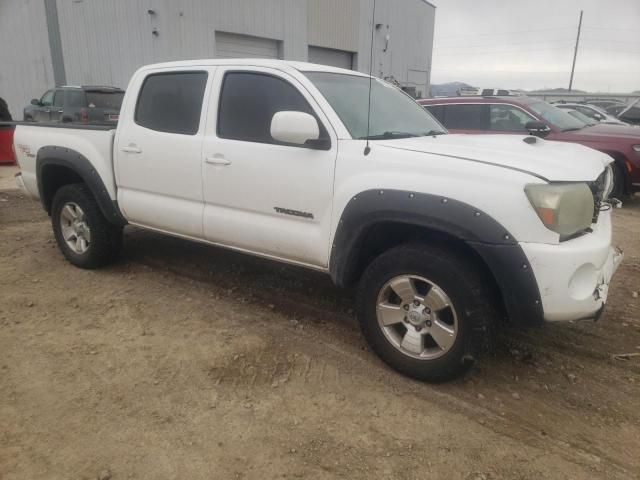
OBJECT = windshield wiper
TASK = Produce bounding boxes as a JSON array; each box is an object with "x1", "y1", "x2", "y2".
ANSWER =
[
  {"x1": 359, "y1": 130, "x2": 444, "y2": 140},
  {"x1": 425, "y1": 130, "x2": 447, "y2": 136},
  {"x1": 562, "y1": 127, "x2": 583, "y2": 132}
]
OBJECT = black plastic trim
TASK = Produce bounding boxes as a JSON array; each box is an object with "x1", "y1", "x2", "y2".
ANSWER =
[
  {"x1": 36, "y1": 146, "x2": 127, "y2": 227},
  {"x1": 330, "y1": 189, "x2": 544, "y2": 327},
  {"x1": 0, "y1": 121, "x2": 113, "y2": 131}
]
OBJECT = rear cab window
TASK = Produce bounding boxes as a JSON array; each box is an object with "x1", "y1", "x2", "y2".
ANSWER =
[{"x1": 135, "y1": 71, "x2": 208, "y2": 135}]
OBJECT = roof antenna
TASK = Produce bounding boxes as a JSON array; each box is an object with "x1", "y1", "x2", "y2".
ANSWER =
[{"x1": 364, "y1": 0, "x2": 377, "y2": 156}]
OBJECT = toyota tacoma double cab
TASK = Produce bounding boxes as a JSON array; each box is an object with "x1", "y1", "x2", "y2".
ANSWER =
[{"x1": 11, "y1": 60, "x2": 623, "y2": 381}]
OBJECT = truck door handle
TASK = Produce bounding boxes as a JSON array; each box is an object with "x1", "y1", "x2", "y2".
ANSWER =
[
  {"x1": 205, "y1": 155, "x2": 231, "y2": 166},
  {"x1": 121, "y1": 145, "x2": 142, "y2": 154},
  {"x1": 57, "y1": 109, "x2": 64, "y2": 113}
]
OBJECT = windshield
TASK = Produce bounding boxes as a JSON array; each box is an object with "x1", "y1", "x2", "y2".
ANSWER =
[
  {"x1": 86, "y1": 91, "x2": 125, "y2": 110},
  {"x1": 529, "y1": 101, "x2": 585, "y2": 131},
  {"x1": 304, "y1": 72, "x2": 445, "y2": 139}
]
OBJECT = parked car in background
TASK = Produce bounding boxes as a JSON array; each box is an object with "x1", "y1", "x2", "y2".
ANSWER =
[
  {"x1": 419, "y1": 96, "x2": 640, "y2": 197},
  {"x1": 554, "y1": 102, "x2": 628, "y2": 126},
  {"x1": 23, "y1": 86, "x2": 124, "y2": 124},
  {"x1": 612, "y1": 100, "x2": 640, "y2": 126},
  {"x1": 11, "y1": 59, "x2": 622, "y2": 382},
  {"x1": 586, "y1": 99, "x2": 627, "y2": 110},
  {"x1": 565, "y1": 109, "x2": 598, "y2": 125},
  {"x1": 0, "y1": 96, "x2": 15, "y2": 164}
]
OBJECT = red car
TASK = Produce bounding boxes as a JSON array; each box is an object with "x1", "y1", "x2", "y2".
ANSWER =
[
  {"x1": 419, "y1": 96, "x2": 640, "y2": 197},
  {"x1": 0, "y1": 126, "x2": 15, "y2": 165}
]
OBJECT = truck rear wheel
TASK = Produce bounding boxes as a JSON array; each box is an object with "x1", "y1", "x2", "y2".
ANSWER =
[
  {"x1": 51, "y1": 183, "x2": 122, "y2": 269},
  {"x1": 356, "y1": 243, "x2": 494, "y2": 382}
]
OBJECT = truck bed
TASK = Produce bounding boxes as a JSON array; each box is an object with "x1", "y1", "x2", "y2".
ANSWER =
[{"x1": 10, "y1": 122, "x2": 117, "y2": 203}]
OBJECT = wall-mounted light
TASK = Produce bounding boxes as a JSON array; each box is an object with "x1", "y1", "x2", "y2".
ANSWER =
[
  {"x1": 152, "y1": 28, "x2": 159, "y2": 36},
  {"x1": 147, "y1": 9, "x2": 156, "y2": 15}
]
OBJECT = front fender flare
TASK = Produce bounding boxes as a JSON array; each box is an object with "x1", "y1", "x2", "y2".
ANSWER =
[{"x1": 330, "y1": 189, "x2": 544, "y2": 326}]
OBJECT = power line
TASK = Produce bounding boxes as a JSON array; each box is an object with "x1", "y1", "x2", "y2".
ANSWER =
[
  {"x1": 435, "y1": 38, "x2": 575, "y2": 49},
  {"x1": 433, "y1": 47, "x2": 576, "y2": 57},
  {"x1": 582, "y1": 25, "x2": 639, "y2": 33},
  {"x1": 436, "y1": 26, "x2": 573, "y2": 40},
  {"x1": 434, "y1": 47, "x2": 640, "y2": 57}
]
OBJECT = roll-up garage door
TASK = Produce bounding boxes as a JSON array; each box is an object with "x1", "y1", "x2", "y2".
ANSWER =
[
  {"x1": 308, "y1": 46, "x2": 354, "y2": 70},
  {"x1": 215, "y1": 32, "x2": 280, "y2": 59}
]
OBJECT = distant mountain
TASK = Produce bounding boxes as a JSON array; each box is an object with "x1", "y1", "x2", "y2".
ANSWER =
[{"x1": 430, "y1": 82, "x2": 474, "y2": 97}]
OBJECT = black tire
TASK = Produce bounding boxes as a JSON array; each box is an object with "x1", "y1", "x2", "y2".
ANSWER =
[
  {"x1": 51, "y1": 183, "x2": 122, "y2": 269},
  {"x1": 610, "y1": 162, "x2": 626, "y2": 199},
  {"x1": 356, "y1": 243, "x2": 495, "y2": 382}
]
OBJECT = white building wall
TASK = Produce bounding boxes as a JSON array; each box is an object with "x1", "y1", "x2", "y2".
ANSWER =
[
  {"x1": 55, "y1": 0, "x2": 307, "y2": 89},
  {"x1": 0, "y1": 0, "x2": 434, "y2": 115},
  {"x1": 0, "y1": 0, "x2": 55, "y2": 117},
  {"x1": 308, "y1": 0, "x2": 359, "y2": 52},
  {"x1": 358, "y1": 0, "x2": 435, "y2": 97}
]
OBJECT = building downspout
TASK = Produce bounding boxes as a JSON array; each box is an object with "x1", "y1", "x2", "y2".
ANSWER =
[{"x1": 44, "y1": 0, "x2": 66, "y2": 86}]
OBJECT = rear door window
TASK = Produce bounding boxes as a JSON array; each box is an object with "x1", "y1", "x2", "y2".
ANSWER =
[
  {"x1": 443, "y1": 104, "x2": 489, "y2": 130},
  {"x1": 135, "y1": 72, "x2": 208, "y2": 135},
  {"x1": 424, "y1": 104, "x2": 444, "y2": 123},
  {"x1": 53, "y1": 90, "x2": 64, "y2": 108},
  {"x1": 65, "y1": 90, "x2": 86, "y2": 108}
]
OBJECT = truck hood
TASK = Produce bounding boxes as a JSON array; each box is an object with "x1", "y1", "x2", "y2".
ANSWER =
[
  {"x1": 376, "y1": 133, "x2": 610, "y2": 182},
  {"x1": 562, "y1": 123, "x2": 640, "y2": 143}
]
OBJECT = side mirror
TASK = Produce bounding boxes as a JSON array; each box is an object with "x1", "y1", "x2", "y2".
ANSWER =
[
  {"x1": 271, "y1": 111, "x2": 320, "y2": 146},
  {"x1": 525, "y1": 121, "x2": 551, "y2": 138},
  {"x1": 594, "y1": 113, "x2": 604, "y2": 121},
  {"x1": 30, "y1": 99, "x2": 40, "y2": 106}
]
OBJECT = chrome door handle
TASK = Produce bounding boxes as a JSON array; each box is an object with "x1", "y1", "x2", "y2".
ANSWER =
[
  {"x1": 121, "y1": 145, "x2": 142, "y2": 154},
  {"x1": 205, "y1": 155, "x2": 231, "y2": 166},
  {"x1": 57, "y1": 110, "x2": 64, "y2": 113}
]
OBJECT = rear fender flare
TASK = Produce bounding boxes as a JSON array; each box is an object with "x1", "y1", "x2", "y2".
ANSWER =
[{"x1": 36, "y1": 146, "x2": 126, "y2": 226}]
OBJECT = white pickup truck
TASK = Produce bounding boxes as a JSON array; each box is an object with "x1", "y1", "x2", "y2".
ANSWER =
[{"x1": 12, "y1": 59, "x2": 622, "y2": 381}]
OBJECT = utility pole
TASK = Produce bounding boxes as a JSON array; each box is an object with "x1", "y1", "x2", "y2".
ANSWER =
[{"x1": 568, "y1": 10, "x2": 583, "y2": 92}]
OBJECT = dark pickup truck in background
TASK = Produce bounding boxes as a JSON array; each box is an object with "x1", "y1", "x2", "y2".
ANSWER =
[{"x1": 23, "y1": 86, "x2": 124, "y2": 125}]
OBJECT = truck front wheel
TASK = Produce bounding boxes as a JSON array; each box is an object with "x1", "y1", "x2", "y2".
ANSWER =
[
  {"x1": 51, "y1": 183, "x2": 122, "y2": 269},
  {"x1": 356, "y1": 243, "x2": 494, "y2": 382}
]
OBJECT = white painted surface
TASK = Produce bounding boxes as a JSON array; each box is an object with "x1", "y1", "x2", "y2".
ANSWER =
[{"x1": 201, "y1": 65, "x2": 337, "y2": 266}]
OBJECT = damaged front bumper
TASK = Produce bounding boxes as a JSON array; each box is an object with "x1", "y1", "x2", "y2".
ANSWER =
[{"x1": 520, "y1": 209, "x2": 623, "y2": 322}]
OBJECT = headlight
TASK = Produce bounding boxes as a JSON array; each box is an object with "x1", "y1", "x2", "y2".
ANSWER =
[
  {"x1": 633, "y1": 145, "x2": 640, "y2": 153},
  {"x1": 525, "y1": 183, "x2": 594, "y2": 238}
]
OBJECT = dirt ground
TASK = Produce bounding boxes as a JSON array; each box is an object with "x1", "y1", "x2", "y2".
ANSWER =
[{"x1": 1, "y1": 164, "x2": 639, "y2": 480}]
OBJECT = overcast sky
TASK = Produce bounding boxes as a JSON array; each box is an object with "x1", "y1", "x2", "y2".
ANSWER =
[{"x1": 430, "y1": 0, "x2": 640, "y2": 92}]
